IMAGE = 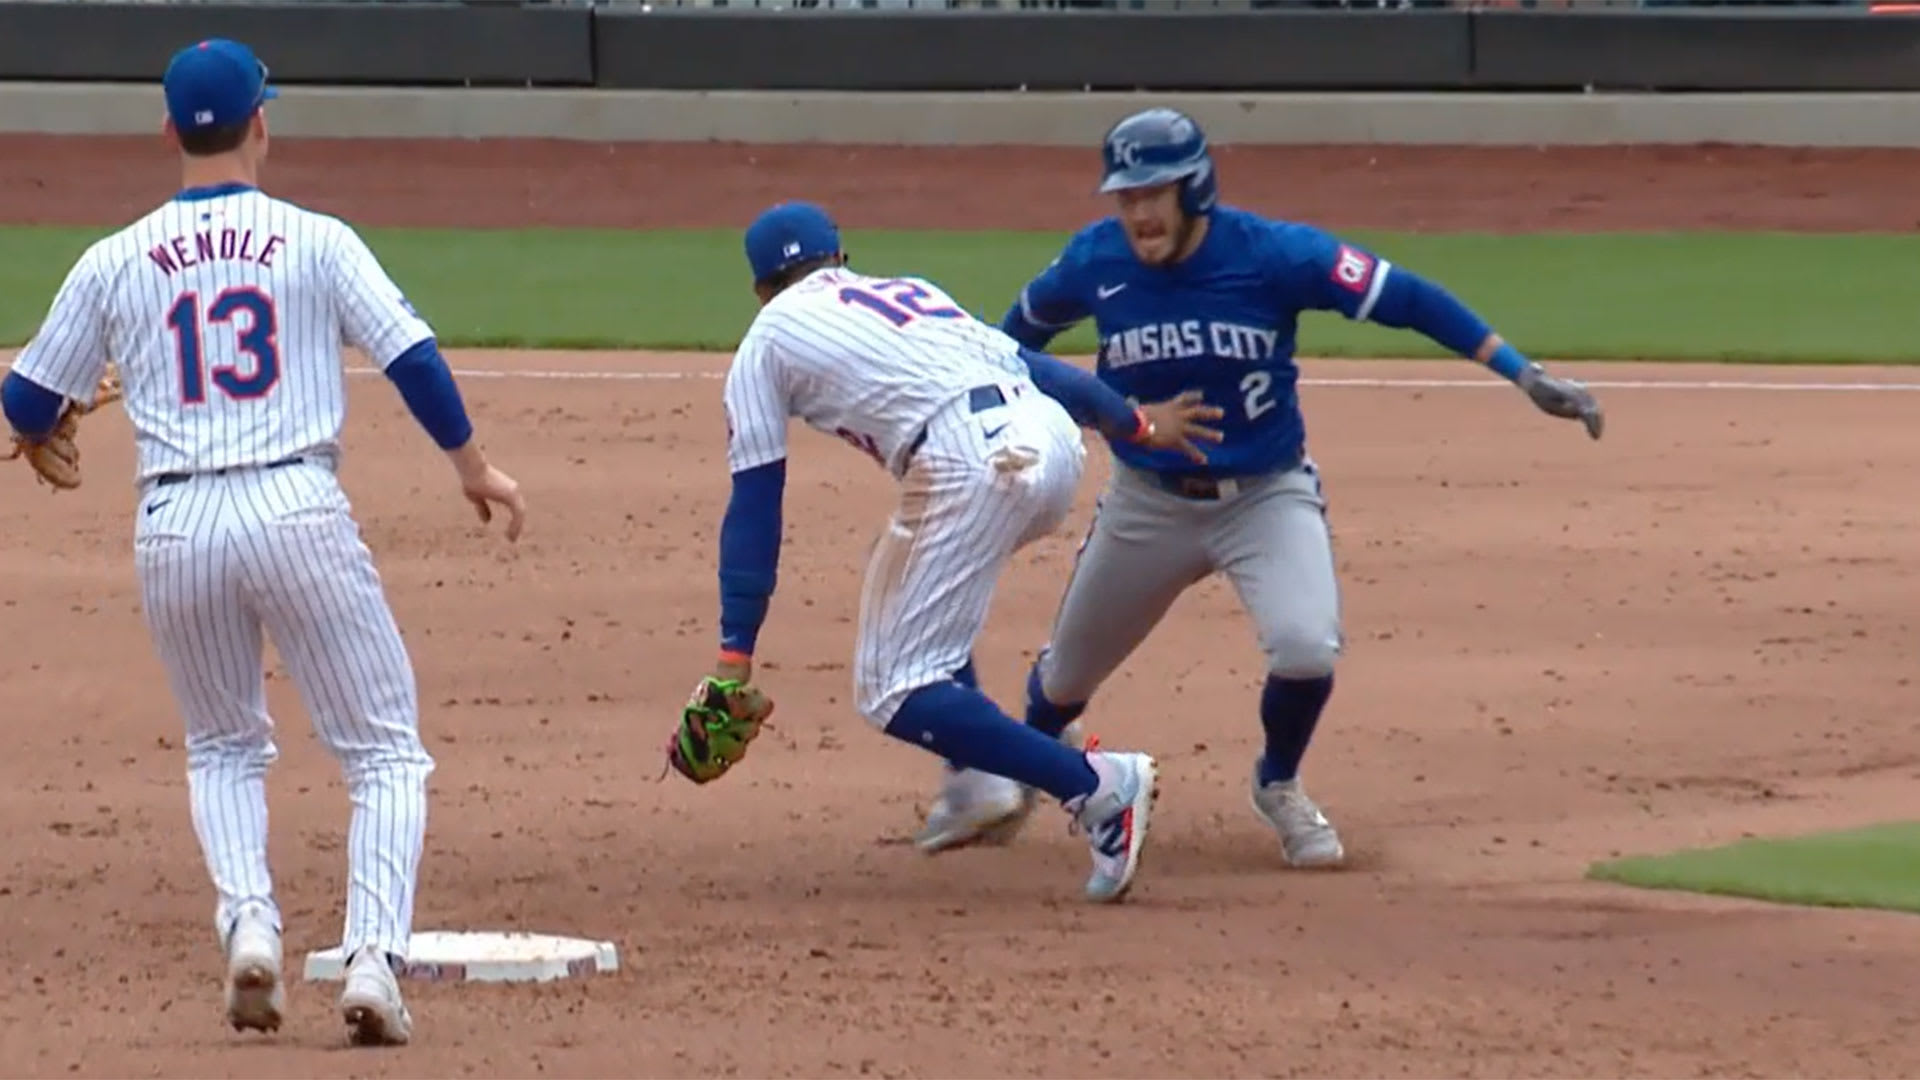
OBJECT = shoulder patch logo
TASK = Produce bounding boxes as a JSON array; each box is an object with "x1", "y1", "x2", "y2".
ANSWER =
[{"x1": 1332, "y1": 245, "x2": 1374, "y2": 293}]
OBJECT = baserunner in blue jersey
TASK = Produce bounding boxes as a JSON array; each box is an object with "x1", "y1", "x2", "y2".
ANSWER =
[{"x1": 911, "y1": 107, "x2": 1605, "y2": 866}]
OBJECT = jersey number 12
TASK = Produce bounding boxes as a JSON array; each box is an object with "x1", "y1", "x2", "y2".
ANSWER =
[
  {"x1": 838, "y1": 278, "x2": 963, "y2": 327},
  {"x1": 168, "y1": 287, "x2": 281, "y2": 404}
]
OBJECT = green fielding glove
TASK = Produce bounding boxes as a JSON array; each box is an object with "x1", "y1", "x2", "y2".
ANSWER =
[{"x1": 667, "y1": 676, "x2": 774, "y2": 784}]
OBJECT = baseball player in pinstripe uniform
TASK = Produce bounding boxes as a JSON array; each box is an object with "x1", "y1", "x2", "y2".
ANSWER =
[
  {"x1": 702, "y1": 201, "x2": 1227, "y2": 903},
  {"x1": 1, "y1": 40, "x2": 526, "y2": 1045},
  {"x1": 916, "y1": 107, "x2": 1604, "y2": 863}
]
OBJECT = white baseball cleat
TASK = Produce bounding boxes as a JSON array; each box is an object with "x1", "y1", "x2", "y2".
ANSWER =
[
  {"x1": 914, "y1": 721, "x2": 1086, "y2": 854},
  {"x1": 339, "y1": 946, "x2": 413, "y2": 1047},
  {"x1": 1069, "y1": 748, "x2": 1159, "y2": 903},
  {"x1": 916, "y1": 767, "x2": 1034, "y2": 853},
  {"x1": 1250, "y1": 769, "x2": 1347, "y2": 868},
  {"x1": 223, "y1": 911, "x2": 285, "y2": 1034}
]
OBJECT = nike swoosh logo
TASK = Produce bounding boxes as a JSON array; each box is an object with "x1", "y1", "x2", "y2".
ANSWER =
[
  {"x1": 146, "y1": 499, "x2": 172, "y2": 516},
  {"x1": 1097, "y1": 284, "x2": 1127, "y2": 299},
  {"x1": 984, "y1": 423, "x2": 1009, "y2": 440}
]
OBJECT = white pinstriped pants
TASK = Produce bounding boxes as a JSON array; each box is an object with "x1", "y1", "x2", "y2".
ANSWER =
[
  {"x1": 133, "y1": 459, "x2": 433, "y2": 959},
  {"x1": 855, "y1": 380, "x2": 1087, "y2": 727}
]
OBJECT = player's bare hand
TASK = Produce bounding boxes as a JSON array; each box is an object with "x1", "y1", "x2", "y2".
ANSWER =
[
  {"x1": 1136, "y1": 390, "x2": 1226, "y2": 464},
  {"x1": 462, "y1": 465, "x2": 526, "y2": 541},
  {"x1": 1517, "y1": 364, "x2": 1604, "y2": 440},
  {"x1": 448, "y1": 445, "x2": 526, "y2": 541}
]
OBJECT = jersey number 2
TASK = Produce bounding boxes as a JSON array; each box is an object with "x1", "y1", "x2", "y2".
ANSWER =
[
  {"x1": 1240, "y1": 371, "x2": 1277, "y2": 420},
  {"x1": 168, "y1": 288, "x2": 280, "y2": 404}
]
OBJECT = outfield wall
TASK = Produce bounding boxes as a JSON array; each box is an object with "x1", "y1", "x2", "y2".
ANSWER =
[
  {"x1": 6, "y1": 3, "x2": 1919, "y2": 148},
  {"x1": 7, "y1": 83, "x2": 1920, "y2": 148},
  {"x1": 6, "y1": 4, "x2": 1920, "y2": 93}
]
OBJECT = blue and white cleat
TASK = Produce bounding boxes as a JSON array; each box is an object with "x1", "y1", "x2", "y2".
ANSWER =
[{"x1": 1068, "y1": 746, "x2": 1159, "y2": 903}]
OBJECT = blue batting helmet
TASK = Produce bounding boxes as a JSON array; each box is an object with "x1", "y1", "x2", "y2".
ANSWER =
[{"x1": 1098, "y1": 108, "x2": 1217, "y2": 218}]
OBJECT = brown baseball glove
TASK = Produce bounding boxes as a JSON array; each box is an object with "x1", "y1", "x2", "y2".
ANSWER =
[{"x1": 5, "y1": 369, "x2": 122, "y2": 491}]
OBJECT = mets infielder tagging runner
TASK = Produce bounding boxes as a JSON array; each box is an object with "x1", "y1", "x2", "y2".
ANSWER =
[
  {"x1": 682, "y1": 200, "x2": 1227, "y2": 903},
  {"x1": 0, "y1": 40, "x2": 526, "y2": 1045},
  {"x1": 914, "y1": 107, "x2": 1605, "y2": 863}
]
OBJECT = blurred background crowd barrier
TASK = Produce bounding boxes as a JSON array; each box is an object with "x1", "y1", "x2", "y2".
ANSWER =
[
  {"x1": 1, "y1": 0, "x2": 1915, "y2": 90},
  {"x1": 17, "y1": 0, "x2": 1905, "y2": 9}
]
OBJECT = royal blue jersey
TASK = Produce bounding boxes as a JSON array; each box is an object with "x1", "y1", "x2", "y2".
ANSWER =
[{"x1": 1001, "y1": 205, "x2": 1391, "y2": 478}]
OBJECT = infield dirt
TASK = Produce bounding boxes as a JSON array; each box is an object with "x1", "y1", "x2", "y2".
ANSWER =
[{"x1": 1, "y1": 136, "x2": 1917, "y2": 1079}]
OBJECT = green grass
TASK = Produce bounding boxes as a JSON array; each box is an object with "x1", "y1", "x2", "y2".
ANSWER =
[
  {"x1": 1588, "y1": 822, "x2": 1920, "y2": 915},
  {"x1": 3, "y1": 225, "x2": 1915, "y2": 361}
]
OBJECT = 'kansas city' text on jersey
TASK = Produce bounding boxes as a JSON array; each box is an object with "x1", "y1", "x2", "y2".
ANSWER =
[{"x1": 1007, "y1": 206, "x2": 1391, "y2": 478}]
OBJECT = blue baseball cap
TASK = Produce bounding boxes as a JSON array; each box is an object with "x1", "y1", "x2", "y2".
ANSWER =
[
  {"x1": 164, "y1": 38, "x2": 277, "y2": 136},
  {"x1": 744, "y1": 201, "x2": 841, "y2": 284}
]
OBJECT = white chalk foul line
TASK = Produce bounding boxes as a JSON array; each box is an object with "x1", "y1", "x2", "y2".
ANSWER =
[
  {"x1": 441, "y1": 369, "x2": 715, "y2": 381},
  {"x1": 362, "y1": 368, "x2": 1920, "y2": 393},
  {"x1": 1306, "y1": 377, "x2": 1920, "y2": 391}
]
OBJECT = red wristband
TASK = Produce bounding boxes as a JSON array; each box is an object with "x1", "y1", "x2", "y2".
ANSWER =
[{"x1": 1129, "y1": 407, "x2": 1154, "y2": 443}]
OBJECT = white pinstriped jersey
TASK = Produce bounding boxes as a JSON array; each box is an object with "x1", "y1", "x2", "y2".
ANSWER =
[
  {"x1": 724, "y1": 267, "x2": 1031, "y2": 476},
  {"x1": 11, "y1": 187, "x2": 432, "y2": 482}
]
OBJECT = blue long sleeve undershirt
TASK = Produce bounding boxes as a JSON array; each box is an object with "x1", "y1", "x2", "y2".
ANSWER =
[
  {"x1": 5, "y1": 341, "x2": 475, "y2": 451},
  {"x1": 6, "y1": 339, "x2": 478, "y2": 449},
  {"x1": 718, "y1": 459, "x2": 787, "y2": 656},
  {"x1": 385, "y1": 338, "x2": 474, "y2": 450},
  {"x1": 1016, "y1": 346, "x2": 1141, "y2": 440},
  {"x1": 1367, "y1": 267, "x2": 1529, "y2": 380},
  {"x1": 1, "y1": 371, "x2": 66, "y2": 440}
]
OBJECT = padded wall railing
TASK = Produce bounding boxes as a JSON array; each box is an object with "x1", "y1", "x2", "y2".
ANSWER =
[{"x1": 1, "y1": 2, "x2": 1917, "y2": 92}]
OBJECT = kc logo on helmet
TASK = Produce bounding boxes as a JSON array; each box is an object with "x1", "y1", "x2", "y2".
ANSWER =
[{"x1": 1111, "y1": 138, "x2": 1142, "y2": 168}]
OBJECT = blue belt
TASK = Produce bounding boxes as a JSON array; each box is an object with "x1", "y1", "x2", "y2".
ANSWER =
[
  {"x1": 153, "y1": 455, "x2": 304, "y2": 487},
  {"x1": 904, "y1": 385, "x2": 1008, "y2": 462}
]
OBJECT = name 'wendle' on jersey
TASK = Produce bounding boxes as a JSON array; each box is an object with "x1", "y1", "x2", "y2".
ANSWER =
[{"x1": 1009, "y1": 205, "x2": 1391, "y2": 478}]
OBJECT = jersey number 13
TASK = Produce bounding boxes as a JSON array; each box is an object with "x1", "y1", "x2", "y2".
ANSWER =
[{"x1": 167, "y1": 287, "x2": 281, "y2": 404}]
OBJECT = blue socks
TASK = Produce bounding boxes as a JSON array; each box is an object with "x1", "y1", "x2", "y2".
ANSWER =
[
  {"x1": 937, "y1": 658, "x2": 983, "y2": 771},
  {"x1": 1023, "y1": 656, "x2": 1087, "y2": 738},
  {"x1": 885, "y1": 680, "x2": 1099, "y2": 803},
  {"x1": 1022, "y1": 654, "x2": 1332, "y2": 788},
  {"x1": 1256, "y1": 673, "x2": 1334, "y2": 785}
]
